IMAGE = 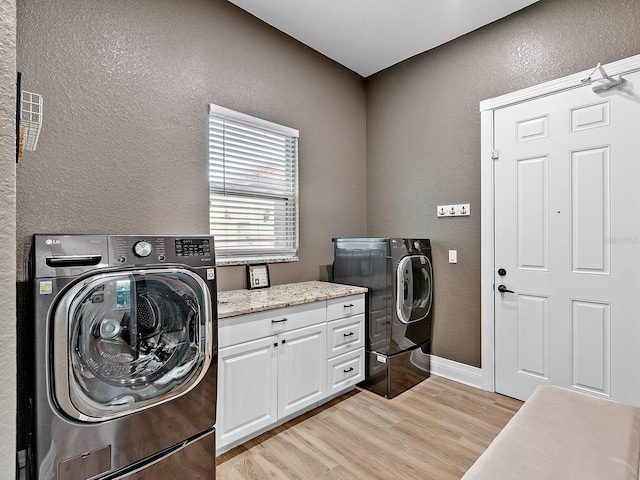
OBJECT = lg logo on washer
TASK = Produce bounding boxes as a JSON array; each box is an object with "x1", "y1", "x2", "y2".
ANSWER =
[{"x1": 45, "y1": 238, "x2": 61, "y2": 245}]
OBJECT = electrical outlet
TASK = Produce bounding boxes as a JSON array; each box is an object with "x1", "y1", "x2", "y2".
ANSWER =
[{"x1": 437, "y1": 203, "x2": 470, "y2": 217}]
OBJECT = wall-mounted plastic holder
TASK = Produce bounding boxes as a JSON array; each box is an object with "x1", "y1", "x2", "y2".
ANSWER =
[
  {"x1": 20, "y1": 90, "x2": 43, "y2": 152},
  {"x1": 437, "y1": 203, "x2": 470, "y2": 217}
]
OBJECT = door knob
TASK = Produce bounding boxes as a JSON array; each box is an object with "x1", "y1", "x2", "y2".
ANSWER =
[{"x1": 497, "y1": 284, "x2": 514, "y2": 294}]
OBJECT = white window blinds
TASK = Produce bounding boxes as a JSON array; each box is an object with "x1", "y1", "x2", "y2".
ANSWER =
[{"x1": 208, "y1": 104, "x2": 299, "y2": 262}]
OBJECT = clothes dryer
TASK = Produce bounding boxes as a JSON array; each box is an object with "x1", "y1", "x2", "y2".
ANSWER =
[
  {"x1": 25, "y1": 235, "x2": 217, "y2": 479},
  {"x1": 332, "y1": 238, "x2": 433, "y2": 398}
]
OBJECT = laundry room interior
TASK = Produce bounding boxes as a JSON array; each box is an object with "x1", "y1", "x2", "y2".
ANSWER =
[{"x1": 3, "y1": 0, "x2": 640, "y2": 479}]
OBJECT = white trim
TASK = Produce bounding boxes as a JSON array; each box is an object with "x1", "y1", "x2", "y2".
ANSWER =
[
  {"x1": 430, "y1": 355, "x2": 483, "y2": 390},
  {"x1": 480, "y1": 54, "x2": 640, "y2": 113},
  {"x1": 480, "y1": 108, "x2": 495, "y2": 392},
  {"x1": 208, "y1": 103, "x2": 299, "y2": 137},
  {"x1": 479, "y1": 53, "x2": 640, "y2": 394}
]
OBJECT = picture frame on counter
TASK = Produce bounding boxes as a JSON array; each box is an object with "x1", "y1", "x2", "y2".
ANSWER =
[{"x1": 246, "y1": 264, "x2": 270, "y2": 289}]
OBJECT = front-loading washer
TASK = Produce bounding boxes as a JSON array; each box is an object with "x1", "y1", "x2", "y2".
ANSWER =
[
  {"x1": 24, "y1": 235, "x2": 218, "y2": 479},
  {"x1": 332, "y1": 237, "x2": 433, "y2": 398}
]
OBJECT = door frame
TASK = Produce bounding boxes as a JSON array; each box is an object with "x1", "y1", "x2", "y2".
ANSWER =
[{"x1": 479, "y1": 54, "x2": 640, "y2": 392}]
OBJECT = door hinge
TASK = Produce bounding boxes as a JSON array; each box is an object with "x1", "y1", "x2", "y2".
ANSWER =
[{"x1": 491, "y1": 149, "x2": 499, "y2": 160}]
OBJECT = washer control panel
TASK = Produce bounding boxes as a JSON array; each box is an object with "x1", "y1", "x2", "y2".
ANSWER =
[{"x1": 109, "y1": 236, "x2": 215, "y2": 267}]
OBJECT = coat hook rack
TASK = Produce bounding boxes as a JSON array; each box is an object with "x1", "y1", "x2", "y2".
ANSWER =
[{"x1": 581, "y1": 62, "x2": 625, "y2": 92}]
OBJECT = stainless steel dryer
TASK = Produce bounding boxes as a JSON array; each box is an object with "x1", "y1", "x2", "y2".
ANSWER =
[
  {"x1": 332, "y1": 238, "x2": 433, "y2": 398},
  {"x1": 26, "y1": 235, "x2": 217, "y2": 479}
]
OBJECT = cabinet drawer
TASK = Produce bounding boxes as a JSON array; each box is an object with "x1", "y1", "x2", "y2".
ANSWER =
[
  {"x1": 219, "y1": 301, "x2": 326, "y2": 348},
  {"x1": 327, "y1": 314, "x2": 364, "y2": 358},
  {"x1": 326, "y1": 294, "x2": 365, "y2": 321},
  {"x1": 326, "y1": 348, "x2": 364, "y2": 396}
]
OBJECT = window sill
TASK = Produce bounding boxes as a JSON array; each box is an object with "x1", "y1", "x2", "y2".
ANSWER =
[{"x1": 216, "y1": 256, "x2": 299, "y2": 267}]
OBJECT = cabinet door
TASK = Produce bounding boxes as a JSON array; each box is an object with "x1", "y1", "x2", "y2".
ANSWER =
[
  {"x1": 278, "y1": 323, "x2": 327, "y2": 418},
  {"x1": 217, "y1": 336, "x2": 278, "y2": 450}
]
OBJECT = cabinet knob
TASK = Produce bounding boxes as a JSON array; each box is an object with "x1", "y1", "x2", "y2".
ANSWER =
[
  {"x1": 281, "y1": 339, "x2": 287, "y2": 344},
  {"x1": 273, "y1": 342, "x2": 278, "y2": 347}
]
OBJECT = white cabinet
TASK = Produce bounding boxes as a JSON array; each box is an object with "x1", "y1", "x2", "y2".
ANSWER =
[
  {"x1": 326, "y1": 294, "x2": 366, "y2": 322},
  {"x1": 216, "y1": 293, "x2": 364, "y2": 454},
  {"x1": 278, "y1": 323, "x2": 326, "y2": 417},
  {"x1": 326, "y1": 348, "x2": 364, "y2": 396},
  {"x1": 217, "y1": 337, "x2": 278, "y2": 448},
  {"x1": 326, "y1": 314, "x2": 364, "y2": 358},
  {"x1": 326, "y1": 295, "x2": 365, "y2": 396},
  {"x1": 217, "y1": 302, "x2": 326, "y2": 453}
]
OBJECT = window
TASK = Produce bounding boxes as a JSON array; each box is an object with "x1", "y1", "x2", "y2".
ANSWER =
[{"x1": 208, "y1": 104, "x2": 299, "y2": 263}]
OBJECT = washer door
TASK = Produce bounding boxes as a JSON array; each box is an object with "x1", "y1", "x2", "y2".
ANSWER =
[
  {"x1": 51, "y1": 267, "x2": 213, "y2": 422},
  {"x1": 395, "y1": 254, "x2": 433, "y2": 324}
]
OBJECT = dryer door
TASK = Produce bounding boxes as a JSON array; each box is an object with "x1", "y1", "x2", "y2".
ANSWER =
[
  {"x1": 396, "y1": 254, "x2": 433, "y2": 324},
  {"x1": 51, "y1": 267, "x2": 213, "y2": 422}
]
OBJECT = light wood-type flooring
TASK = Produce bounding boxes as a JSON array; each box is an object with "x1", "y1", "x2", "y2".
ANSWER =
[{"x1": 216, "y1": 375, "x2": 522, "y2": 480}]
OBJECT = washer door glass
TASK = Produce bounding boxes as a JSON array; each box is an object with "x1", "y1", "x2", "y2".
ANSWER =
[
  {"x1": 52, "y1": 267, "x2": 212, "y2": 421},
  {"x1": 396, "y1": 255, "x2": 433, "y2": 324}
]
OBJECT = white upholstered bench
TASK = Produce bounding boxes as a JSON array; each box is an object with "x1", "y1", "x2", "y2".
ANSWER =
[{"x1": 463, "y1": 385, "x2": 640, "y2": 479}]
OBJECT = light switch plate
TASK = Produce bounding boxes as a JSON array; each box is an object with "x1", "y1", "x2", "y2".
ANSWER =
[
  {"x1": 449, "y1": 250, "x2": 457, "y2": 263},
  {"x1": 437, "y1": 203, "x2": 470, "y2": 217}
]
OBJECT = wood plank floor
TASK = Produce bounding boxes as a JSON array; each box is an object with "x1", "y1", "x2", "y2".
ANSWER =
[{"x1": 216, "y1": 376, "x2": 522, "y2": 480}]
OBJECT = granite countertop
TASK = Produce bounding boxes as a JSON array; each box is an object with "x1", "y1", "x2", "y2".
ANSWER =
[{"x1": 217, "y1": 280, "x2": 367, "y2": 318}]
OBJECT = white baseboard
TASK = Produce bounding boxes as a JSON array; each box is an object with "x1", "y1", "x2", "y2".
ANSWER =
[{"x1": 429, "y1": 354, "x2": 483, "y2": 390}]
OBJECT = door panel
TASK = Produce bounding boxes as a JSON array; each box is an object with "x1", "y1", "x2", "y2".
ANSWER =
[
  {"x1": 278, "y1": 323, "x2": 326, "y2": 418},
  {"x1": 217, "y1": 337, "x2": 277, "y2": 447},
  {"x1": 517, "y1": 155, "x2": 549, "y2": 270},
  {"x1": 494, "y1": 70, "x2": 640, "y2": 405},
  {"x1": 571, "y1": 300, "x2": 610, "y2": 395},
  {"x1": 570, "y1": 147, "x2": 610, "y2": 274},
  {"x1": 517, "y1": 294, "x2": 548, "y2": 380}
]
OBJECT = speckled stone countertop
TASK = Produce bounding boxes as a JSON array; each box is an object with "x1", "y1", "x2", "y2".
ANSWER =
[{"x1": 217, "y1": 281, "x2": 367, "y2": 319}]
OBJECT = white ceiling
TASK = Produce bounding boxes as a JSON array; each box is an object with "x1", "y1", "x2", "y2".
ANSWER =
[{"x1": 228, "y1": 0, "x2": 539, "y2": 77}]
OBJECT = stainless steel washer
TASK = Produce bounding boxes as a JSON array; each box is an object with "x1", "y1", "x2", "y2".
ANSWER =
[
  {"x1": 332, "y1": 238, "x2": 433, "y2": 398},
  {"x1": 26, "y1": 235, "x2": 218, "y2": 479}
]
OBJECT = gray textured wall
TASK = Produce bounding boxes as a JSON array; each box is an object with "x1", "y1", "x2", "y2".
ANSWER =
[
  {"x1": 16, "y1": 0, "x2": 367, "y2": 290},
  {"x1": 366, "y1": 0, "x2": 640, "y2": 367},
  {"x1": 0, "y1": 0, "x2": 16, "y2": 477},
  {"x1": 15, "y1": 0, "x2": 640, "y2": 376}
]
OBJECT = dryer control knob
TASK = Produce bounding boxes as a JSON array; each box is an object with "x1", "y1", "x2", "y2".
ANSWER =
[{"x1": 133, "y1": 241, "x2": 152, "y2": 258}]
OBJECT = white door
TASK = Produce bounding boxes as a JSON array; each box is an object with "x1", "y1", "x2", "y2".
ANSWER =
[
  {"x1": 278, "y1": 323, "x2": 326, "y2": 418},
  {"x1": 494, "y1": 70, "x2": 640, "y2": 405},
  {"x1": 217, "y1": 336, "x2": 278, "y2": 449}
]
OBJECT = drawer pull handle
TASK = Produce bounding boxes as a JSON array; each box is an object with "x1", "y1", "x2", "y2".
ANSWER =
[
  {"x1": 343, "y1": 332, "x2": 354, "y2": 337},
  {"x1": 272, "y1": 318, "x2": 288, "y2": 324},
  {"x1": 343, "y1": 367, "x2": 354, "y2": 373},
  {"x1": 344, "y1": 304, "x2": 354, "y2": 308}
]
